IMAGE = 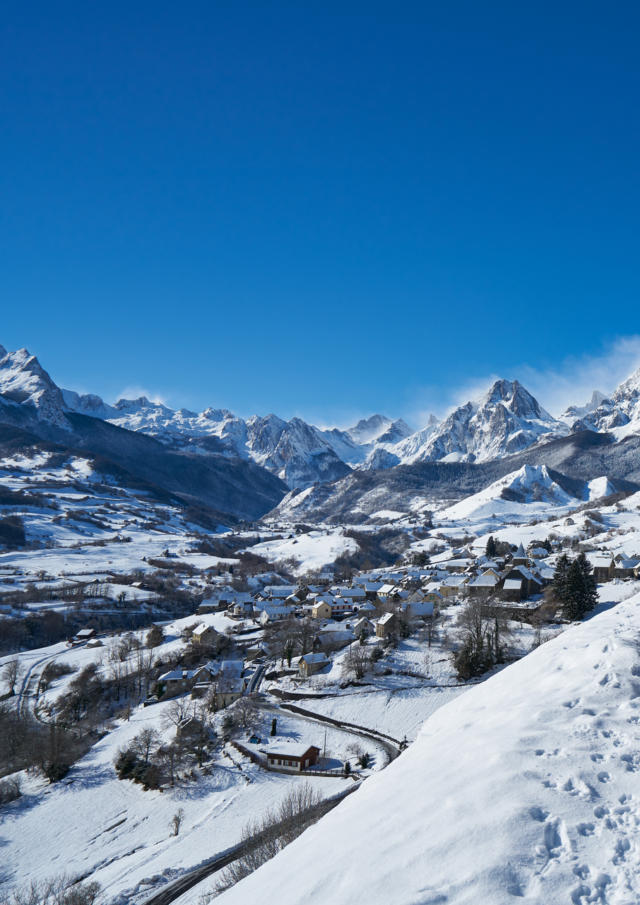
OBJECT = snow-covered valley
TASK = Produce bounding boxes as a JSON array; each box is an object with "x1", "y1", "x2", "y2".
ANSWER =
[{"x1": 3, "y1": 342, "x2": 640, "y2": 904}]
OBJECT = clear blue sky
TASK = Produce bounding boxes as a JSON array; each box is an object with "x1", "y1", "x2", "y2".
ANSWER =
[{"x1": 2, "y1": 2, "x2": 640, "y2": 426}]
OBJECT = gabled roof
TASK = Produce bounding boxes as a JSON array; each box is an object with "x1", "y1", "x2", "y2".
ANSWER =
[
  {"x1": 300, "y1": 652, "x2": 329, "y2": 664},
  {"x1": 267, "y1": 743, "x2": 320, "y2": 759},
  {"x1": 468, "y1": 574, "x2": 499, "y2": 588}
]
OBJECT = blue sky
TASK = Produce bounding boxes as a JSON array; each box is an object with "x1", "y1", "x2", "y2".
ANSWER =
[{"x1": 2, "y1": 2, "x2": 640, "y2": 426}]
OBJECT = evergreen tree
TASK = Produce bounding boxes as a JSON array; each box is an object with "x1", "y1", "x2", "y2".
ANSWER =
[
  {"x1": 559, "y1": 553, "x2": 598, "y2": 620},
  {"x1": 552, "y1": 553, "x2": 571, "y2": 604},
  {"x1": 575, "y1": 552, "x2": 598, "y2": 615},
  {"x1": 485, "y1": 536, "x2": 497, "y2": 558}
]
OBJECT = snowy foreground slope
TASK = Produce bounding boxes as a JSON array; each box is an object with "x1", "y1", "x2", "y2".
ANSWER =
[{"x1": 218, "y1": 597, "x2": 640, "y2": 905}]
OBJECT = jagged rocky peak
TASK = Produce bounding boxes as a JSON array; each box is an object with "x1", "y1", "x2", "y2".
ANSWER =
[
  {"x1": 381, "y1": 378, "x2": 567, "y2": 466},
  {"x1": 347, "y1": 414, "x2": 395, "y2": 444},
  {"x1": 569, "y1": 365, "x2": 640, "y2": 436},
  {"x1": 114, "y1": 395, "x2": 154, "y2": 411},
  {"x1": 562, "y1": 389, "x2": 609, "y2": 421},
  {"x1": 62, "y1": 389, "x2": 114, "y2": 419},
  {"x1": 483, "y1": 378, "x2": 551, "y2": 421},
  {"x1": 0, "y1": 345, "x2": 70, "y2": 428}
]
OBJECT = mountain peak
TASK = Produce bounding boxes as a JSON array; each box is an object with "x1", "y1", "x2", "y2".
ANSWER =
[
  {"x1": 348, "y1": 414, "x2": 394, "y2": 444},
  {"x1": 0, "y1": 345, "x2": 69, "y2": 428}
]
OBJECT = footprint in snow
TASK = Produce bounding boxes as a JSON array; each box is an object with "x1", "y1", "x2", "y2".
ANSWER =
[
  {"x1": 612, "y1": 837, "x2": 631, "y2": 864},
  {"x1": 576, "y1": 822, "x2": 595, "y2": 836},
  {"x1": 529, "y1": 806, "x2": 549, "y2": 822},
  {"x1": 598, "y1": 771, "x2": 611, "y2": 783}
]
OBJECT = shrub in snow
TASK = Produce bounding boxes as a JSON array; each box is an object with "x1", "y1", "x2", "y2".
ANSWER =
[{"x1": 0, "y1": 776, "x2": 21, "y2": 806}]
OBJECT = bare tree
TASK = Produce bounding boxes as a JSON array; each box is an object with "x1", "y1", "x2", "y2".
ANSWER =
[
  {"x1": 163, "y1": 697, "x2": 195, "y2": 730},
  {"x1": 215, "y1": 783, "x2": 322, "y2": 893},
  {"x1": 3, "y1": 658, "x2": 21, "y2": 696},
  {"x1": 3, "y1": 873, "x2": 100, "y2": 904},
  {"x1": 170, "y1": 807, "x2": 185, "y2": 836},
  {"x1": 232, "y1": 695, "x2": 258, "y2": 730},
  {"x1": 341, "y1": 645, "x2": 369, "y2": 681},
  {"x1": 131, "y1": 727, "x2": 160, "y2": 764}
]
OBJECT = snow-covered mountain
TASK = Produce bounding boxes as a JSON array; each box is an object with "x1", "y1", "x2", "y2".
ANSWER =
[
  {"x1": 567, "y1": 367, "x2": 640, "y2": 439},
  {"x1": 0, "y1": 346, "x2": 70, "y2": 429},
  {"x1": 390, "y1": 379, "x2": 569, "y2": 465},
  {"x1": 441, "y1": 463, "x2": 580, "y2": 521},
  {"x1": 4, "y1": 341, "x2": 640, "y2": 504},
  {"x1": 561, "y1": 389, "x2": 609, "y2": 424}
]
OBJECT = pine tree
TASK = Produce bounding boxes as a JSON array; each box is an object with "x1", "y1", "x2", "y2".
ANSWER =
[
  {"x1": 575, "y1": 552, "x2": 598, "y2": 615},
  {"x1": 485, "y1": 536, "x2": 497, "y2": 558},
  {"x1": 561, "y1": 554, "x2": 598, "y2": 620},
  {"x1": 552, "y1": 553, "x2": 571, "y2": 606}
]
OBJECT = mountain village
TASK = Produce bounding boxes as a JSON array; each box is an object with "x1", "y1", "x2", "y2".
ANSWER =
[{"x1": 2, "y1": 343, "x2": 640, "y2": 904}]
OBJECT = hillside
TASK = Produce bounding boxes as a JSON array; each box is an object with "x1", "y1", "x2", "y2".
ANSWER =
[{"x1": 218, "y1": 594, "x2": 640, "y2": 905}]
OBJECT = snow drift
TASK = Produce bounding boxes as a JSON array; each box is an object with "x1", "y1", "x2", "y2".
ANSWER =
[{"x1": 218, "y1": 595, "x2": 640, "y2": 905}]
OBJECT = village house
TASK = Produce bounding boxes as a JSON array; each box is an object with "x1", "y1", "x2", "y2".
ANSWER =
[
  {"x1": 157, "y1": 667, "x2": 202, "y2": 697},
  {"x1": 499, "y1": 566, "x2": 543, "y2": 601},
  {"x1": 467, "y1": 570, "x2": 502, "y2": 598},
  {"x1": 191, "y1": 623, "x2": 218, "y2": 645},
  {"x1": 613, "y1": 555, "x2": 640, "y2": 579},
  {"x1": 70, "y1": 627, "x2": 96, "y2": 645},
  {"x1": 311, "y1": 599, "x2": 333, "y2": 620},
  {"x1": 259, "y1": 603, "x2": 296, "y2": 625},
  {"x1": 439, "y1": 575, "x2": 469, "y2": 599},
  {"x1": 262, "y1": 584, "x2": 297, "y2": 600},
  {"x1": 358, "y1": 581, "x2": 384, "y2": 599},
  {"x1": 586, "y1": 553, "x2": 615, "y2": 583},
  {"x1": 212, "y1": 676, "x2": 245, "y2": 708},
  {"x1": 376, "y1": 611, "x2": 396, "y2": 639},
  {"x1": 440, "y1": 558, "x2": 474, "y2": 573},
  {"x1": 351, "y1": 616, "x2": 374, "y2": 637},
  {"x1": 266, "y1": 744, "x2": 320, "y2": 772},
  {"x1": 356, "y1": 600, "x2": 378, "y2": 615},
  {"x1": 512, "y1": 543, "x2": 528, "y2": 566},
  {"x1": 330, "y1": 597, "x2": 359, "y2": 618},
  {"x1": 400, "y1": 599, "x2": 435, "y2": 619},
  {"x1": 299, "y1": 652, "x2": 330, "y2": 678},
  {"x1": 377, "y1": 583, "x2": 398, "y2": 602}
]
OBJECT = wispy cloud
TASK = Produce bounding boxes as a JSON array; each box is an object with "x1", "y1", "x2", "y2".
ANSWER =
[
  {"x1": 518, "y1": 335, "x2": 640, "y2": 416},
  {"x1": 116, "y1": 385, "x2": 168, "y2": 405},
  {"x1": 405, "y1": 335, "x2": 640, "y2": 427}
]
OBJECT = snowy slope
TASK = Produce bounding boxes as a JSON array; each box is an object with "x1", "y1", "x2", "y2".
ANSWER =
[
  {"x1": 440, "y1": 464, "x2": 577, "y2": 521},
  {"x1": 218, "y1": 594, "x2": 640, "y2": 905},
  {"x1": 247, "y1": 529, "x2": 359, "y2": 577}
]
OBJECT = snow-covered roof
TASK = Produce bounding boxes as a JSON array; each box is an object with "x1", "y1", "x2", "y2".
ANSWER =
[
  {"x1": 378, "y1": 612, "x2": 395, "y2": 625},
  {"x1": 266, "y1": 743, "x2": 319, "y2": 759},
  {"x1": 503, "y1": 579, "x2": 523, "y2": 591},
  {"x1": 193, "y1": 622, "x2": 214, "y2": 635},
  {"x1": 220, "y1": 659, "x2": 244, "y2": 676},
  {"x1": 300, "y1": 652, "x2": 329, "y2": 664},
  {"x1": 333, "y1": 586, "x2": 366, "y2": 599},
  {"x1": 468, "y1": 573, "x2": 499, "y2": 588}
]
